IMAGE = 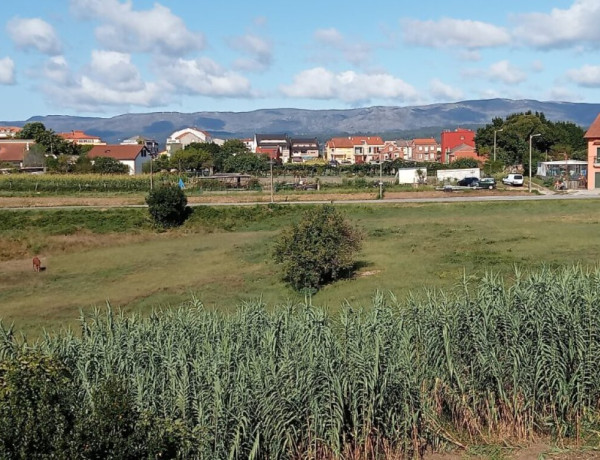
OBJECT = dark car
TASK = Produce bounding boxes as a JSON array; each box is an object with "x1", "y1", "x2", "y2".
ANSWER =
[
  {"x1": 477, "y1": 177, "x2": 496, "y2": 189},
  {"x1": 457, "y1": 176, "x2": 480, "y2": 187}
]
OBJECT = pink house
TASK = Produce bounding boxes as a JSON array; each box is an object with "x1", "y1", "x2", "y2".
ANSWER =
[{"x1": 584, "y1": 114, "x2": 600, "y2": 189}]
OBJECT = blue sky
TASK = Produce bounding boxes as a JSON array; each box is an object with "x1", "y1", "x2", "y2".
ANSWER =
[{"x1": 1, "y1": 0, "x2": 599, "y2": 120}]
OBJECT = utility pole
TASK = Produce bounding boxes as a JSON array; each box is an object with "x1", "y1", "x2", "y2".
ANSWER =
[
  {"x1": 493, "y1": 128, "x2": 503, "y2": 162},
  {"x1": 270, "y1": 159, "x2": 274, "y2": 203},
  {"x1": 529, "y1": 133, "x2": 541, "y2": 193}
]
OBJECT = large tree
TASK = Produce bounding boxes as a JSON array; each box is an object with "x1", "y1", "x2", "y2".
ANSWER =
[
  {"x1": 474, "y1": 112, "x2": 586, "y2": 167},
  {"x1": 17, "y1": 122, "x2": 79, "y2": 156}
]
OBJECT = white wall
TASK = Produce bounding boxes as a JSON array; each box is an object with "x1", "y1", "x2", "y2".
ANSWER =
[
  {"x1": 396, "y1": 168, "x2": 427, "y2": 184},
  {"x1": 437, "y1": 168, "x2": 480, "y2": 182}
]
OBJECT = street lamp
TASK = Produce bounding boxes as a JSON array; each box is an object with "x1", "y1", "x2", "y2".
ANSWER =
[
  {"x1": 529, "y1": 133, "x2": 541, "y2": 192},
  {"x1": 493, "y1": 128, "x2": 503, "y2": 162}
]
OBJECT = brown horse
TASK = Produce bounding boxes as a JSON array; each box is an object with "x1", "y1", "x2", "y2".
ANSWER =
[{"x1": 32, "y1": 256, "x2": 41, "y2": 272}]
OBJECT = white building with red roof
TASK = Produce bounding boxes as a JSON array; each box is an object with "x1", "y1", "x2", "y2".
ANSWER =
[
  {"x1": 58, "y1": 130, "x2": 104, "y2": 145},
  {"x1": 166, "y1": 128, "x2": 214, "y2": 155},
  {"x1": 87, "y1": 144, "x2": 150, "y2": 175},
  {"x1": 0, "y1": 140, "x2": 35, "y2": 168},
  {"x1": 0, "y1": 126, "x2": 22, "y2": 139}
]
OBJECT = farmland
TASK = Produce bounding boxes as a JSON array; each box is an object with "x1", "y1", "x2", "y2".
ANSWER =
[{"x1": 1, "y1": 199, "x2": 600, "y2": 335}]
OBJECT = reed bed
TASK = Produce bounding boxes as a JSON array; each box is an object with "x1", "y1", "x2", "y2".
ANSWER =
[{"x1": 2, "y1": 265, "x2": 600, "y2": 458}]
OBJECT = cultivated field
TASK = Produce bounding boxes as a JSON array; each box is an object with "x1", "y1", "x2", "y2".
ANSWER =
[{"x1": 1, "y1": 199, "x2": 599, "y2": 335}]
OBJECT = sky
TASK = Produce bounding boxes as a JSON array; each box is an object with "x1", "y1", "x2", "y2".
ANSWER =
[{"x1": 1, "y1": 0, "x2": 600, "y2": 120}]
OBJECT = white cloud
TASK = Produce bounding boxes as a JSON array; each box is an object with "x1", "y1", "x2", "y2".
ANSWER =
[
  {"x1": 280, "y1": 67, "x2": 418, "y2": 103},
  {"x1": 488, "y1": 60, "x2": 527, "y2": 84},
  {"x1": 429, "y1": 79, "x2": 463, "y2": 101},
  {"x1": 566, "y1": 65, "x2": 600, "y2": 87},
  {"x1": 228, "y1": 34, "x2": 272, "y2": 72},
  {"x1": 0, "y1": 57, "x2": 15, "y2": 85},
  {"x1": 513, "y1": 0, "x2": 600, "y2": 49},
  {"x1": 161, "y1": 57, "x2": 253, "y2": 97},
  {"x1": 402, "y1": 18, "x2": 510, "y2": 48},
  {"x1": 459, "y1": 50, "x2": 482, "y2": 62},
  {"x1": 6, "y1": 17, "x2": 62, "y2": 55},
  {"x1": 70, "y1": 0, "x2": 204, "y2": 55},
  {"x1": 531, "y1": 60, "x2": 544, "y2": 72},
  {"x1": 548, "y1": 86, "x2": 582, "y2": 101},
  {"x1": 88, "y1": 50, "x2": 146, "y2": 91},
  {"x1": 38, "y1": 53, "x2": 166, "y2": 112},
  {"x1": 42, "y1": 56, "x2": 70, "y2": 85},
  {"x1": 312, "y1": 28, "x2": 372, "y2": 66}
]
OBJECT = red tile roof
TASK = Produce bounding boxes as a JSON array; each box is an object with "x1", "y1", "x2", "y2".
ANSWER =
[
  {"x1": 413, "y1": 138, "x2": 438, "y2": 145},
  {"x1": 87, "y1": 145, "x2": 145, "y2": 161},
  {"x1": 351, "y1": 136, "x2": 384, "y2": 145},
  {"x1": 0, "y1": 126, "x2": 22, "y2": 135},
  {"x1": 58, "y1": 130, "x2": 101, "y2": 141},
  {"x1": 585, "y1": 113, "x2": 600, "y2": 139},
  {"x1": 326, "y1": 137, "x2": 354, "y2": 149},
  {"x1": 0, "y1": 142, "x2": 31, "y2": 162}
]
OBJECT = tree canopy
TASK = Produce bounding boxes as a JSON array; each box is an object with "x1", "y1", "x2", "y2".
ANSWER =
[
  {"x1": 16, "y1": 122, "x2": 81, "y2": 156},
  {"x1": 273, "y1": 205, "x2": 363, "y2": 292},
  {"x1": 475, "y1": 112, "x2": 586, "y2": 167}
]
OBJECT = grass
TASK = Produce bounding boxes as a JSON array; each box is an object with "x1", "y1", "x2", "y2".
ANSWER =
[{"x1": 1, "y1": 199, "x2": 600, "y2": 335}]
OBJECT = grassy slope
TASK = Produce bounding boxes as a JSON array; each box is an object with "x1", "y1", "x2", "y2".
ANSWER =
[{"x1": 1, "y1": 199, "x2": 599, "y2": 334}]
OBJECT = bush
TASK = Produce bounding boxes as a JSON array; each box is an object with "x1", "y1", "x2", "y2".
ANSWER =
[
  {"x1": 92, "y1": 156, "x2": 130, "y2": 174},
  {"x1": 145, "y1": 184, "x2": 190, "y2": 228},
  {"x1": 0, "y1": 354, "x2": 78, "y2": 457},
  {"x1": 273, "y1": 205, "x2": 362, "y2": 292}
]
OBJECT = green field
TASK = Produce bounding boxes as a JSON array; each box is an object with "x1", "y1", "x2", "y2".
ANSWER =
[{"x1": 1, "y1": 199, "x2": 600, "y2": 334}]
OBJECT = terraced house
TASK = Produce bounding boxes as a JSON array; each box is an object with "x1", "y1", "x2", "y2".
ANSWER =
[{"x1": 325, "y1": 136, "x2": 384, "y2": 164}]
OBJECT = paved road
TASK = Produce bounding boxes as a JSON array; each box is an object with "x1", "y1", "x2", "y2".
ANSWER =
[{"x1": 2, "y1": 191, "x2": 600, "y2": 210}]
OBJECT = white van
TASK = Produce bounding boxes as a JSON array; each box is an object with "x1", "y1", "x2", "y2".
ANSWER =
[{"x1": 502, "y1": 174, "x2": 524, "y2": 186}]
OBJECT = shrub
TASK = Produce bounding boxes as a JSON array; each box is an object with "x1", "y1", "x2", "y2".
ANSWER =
[
  {"x1": 92, "y1": 156, "x2": 130, "y2": 174},
  {"x1": 0, "y1": 354, "x2": 78, "y2": 457},
  {"x1": 273, "y1": 205, "x2": 362, "y2": 292},
  {"x1": 145, "y1": 184, "x2": 190, "y2": 228}
]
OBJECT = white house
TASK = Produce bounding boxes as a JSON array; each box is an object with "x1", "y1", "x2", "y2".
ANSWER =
[
  {"x1": 166, "y1": 128, "x2": 214, "y2": 155},
  {"x1": 87, "y1": 144, "x2": 150, "y2": 175}
]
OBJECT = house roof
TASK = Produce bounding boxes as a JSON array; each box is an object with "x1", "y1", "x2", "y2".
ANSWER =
[
  {"x1": 351, "y1": 136, "x2": 384, "y2": 145},
  {"x1": 585, "y1": 113, "x2": 600, "y2": 139},
  {"x1": 0, "y1": 142, "x2": 31, "y2": 162},
  {"x1": 0, "y1": 126, "x2": 22, "y2": 136},
  {"x1": 58, "y1": 130, "x2": 101, "y2": 141},
  {"x1": 87, "y1": 145, "x2": 145, "y2": 161},
  {"x1": 413, "y1": 138, "x2": 438, "y2": 145},
  {"x1": 256, "y1": 146, "x2": 280, "y2": 154},
  {"x1": 169, "y1": 127, "x2": 212, "y2": 141},
  {"x1": 291, "y1": 138, "x2": 318, "y2": 145},
  {"x1": 449, "y1": 143, "x2": 476, "y2": 153},
  {"x1": 326, "y1": 137, "x2": 354, "y2": 149}
]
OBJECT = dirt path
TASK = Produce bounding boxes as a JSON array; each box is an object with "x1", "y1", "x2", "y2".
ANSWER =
[{"x1": 0, "y1": 190, "x2": 530, "y2": 208}]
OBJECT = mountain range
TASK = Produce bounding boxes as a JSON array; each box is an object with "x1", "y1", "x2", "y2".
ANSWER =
[{"x1": 3, "y1": 99, "x2": 600, "y2": 146}]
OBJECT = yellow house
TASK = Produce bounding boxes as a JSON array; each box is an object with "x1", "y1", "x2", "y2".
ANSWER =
[{"x1": 325, "y1": 137, "x2": 354, "y2": 164}]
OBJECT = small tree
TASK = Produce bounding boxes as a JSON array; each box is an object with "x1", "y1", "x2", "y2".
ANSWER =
[
  {"x1": 145, "y1": 184, "x2": 189, "y2": 228},
  {"x1": 273, "y1": 205, "x2": 362, "y2": 292},
  {"x1": 92, "y1": 156, "x2": 129, "y2": 174}
]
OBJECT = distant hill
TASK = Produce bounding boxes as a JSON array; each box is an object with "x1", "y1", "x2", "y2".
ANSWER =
[{"x1": 2, "y1": 99, "x2": 599, "y2": 146}]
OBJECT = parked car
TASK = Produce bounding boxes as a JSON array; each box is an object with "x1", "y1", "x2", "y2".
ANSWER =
[
  {"x1": 502, "y1": 174, "x2": 524, "y2": 186},
  {"x1": 457, "y1": 176, "x2": 480, "y2": 187},
  {"x1": 476, "y1": 177, "x2": 496, "y2": 189}
]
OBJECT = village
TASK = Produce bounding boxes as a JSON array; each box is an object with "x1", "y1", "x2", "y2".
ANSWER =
[{"x1": 0, "y1": 119, "x2": 598, "y2": 191}]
